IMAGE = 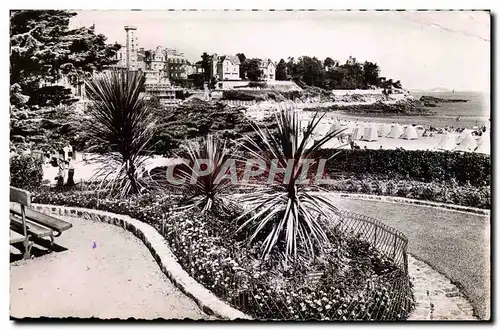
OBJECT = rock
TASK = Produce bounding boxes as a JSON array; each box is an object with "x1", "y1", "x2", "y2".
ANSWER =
[
  {"x1": 40, "y1": 119, "x2": 63, "y2": 129},
  {"x1": 419, "y1": 95, "x2": 468, "y2": 103},
  {"x1": 30, "y1": 135, "x2": 47, "y2": 143},
  {"x1": 11, "y1": 135, "x2": 25, "y2": 143},
  {"x1": 58, "y1": 123, "x2": 73, "y2": 134}
]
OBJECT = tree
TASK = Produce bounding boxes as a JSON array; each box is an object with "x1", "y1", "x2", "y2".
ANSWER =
[
  {"x1": 276, "y1": 59, "x2": 287, "y2": 80},
  {"x1": 296, "y1": 56, "x2": 325, "y2": 88},
  {"x1": 242, "y1": 58, "x2": 262, "y2": 81},
  {"x1": 200, "y1": 52, "x2": 211, "y2": 82},
  {"x1": 363, "y1": 61, "x2": 380, "y2": 87},
  {"x1": 236, "y1": 53, "x2": 247, "y2": 79},
  {"x1": 324, "y1": 57, "x2": 336, "y2": 68},
  {"x1": 84, "y1": 70, "x2": 157, "y2": 197},
  {"x1": 237, "y1": 109, "x2": 345, "y2": 265},
  {"x1": 393, "y1": 80, "x2": 403, "y2": 89},
  {"x1": 10, "y1": 10, "x2": 121, "y2": 106}
]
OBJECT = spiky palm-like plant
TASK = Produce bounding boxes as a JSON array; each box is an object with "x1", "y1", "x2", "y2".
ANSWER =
[
  {"x1": 166, "y1": 134, "x2": 236, "y2": 213},
  {"x1": 236, "y1": 105, "x2": 347, "y2": 265},
  {"x1": 84, "y1": 70, "x2": 157, "y2": 197}
]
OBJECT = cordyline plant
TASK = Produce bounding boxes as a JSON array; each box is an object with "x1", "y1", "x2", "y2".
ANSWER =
[
  {"x1": 164, "y1": 134, "x2": 237, "y2": 213},
  {"x1": 84, "y1": 70, "x2": 157, "y2": 197},
  {"x1": 235, "y1": 105, "x2": 348, "y2": 266}
]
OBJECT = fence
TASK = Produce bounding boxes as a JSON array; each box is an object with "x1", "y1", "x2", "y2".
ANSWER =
[
  {"x1": 221, "y1": 100, "x2": 257, "y2": 107},
  {"x1": 335, "y1": 210, "x2": 408, "y2": 273}
]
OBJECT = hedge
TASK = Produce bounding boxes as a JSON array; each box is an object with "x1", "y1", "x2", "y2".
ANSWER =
[
  {"x1": 312, "y1": 149, "x2": 491, "y2": 187},
  {"x1": 10, "y1": 154, "x2": 44, "y2": 191}
]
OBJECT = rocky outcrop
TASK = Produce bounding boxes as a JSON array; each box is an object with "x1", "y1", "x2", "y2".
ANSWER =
[{"x1": 420, "y1": 95, "x2": 469, "y2": 103}]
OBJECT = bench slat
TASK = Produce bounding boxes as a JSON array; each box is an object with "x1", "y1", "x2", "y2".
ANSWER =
[
  {"x1": 10, "y1": 230, "x2": 25, "y2": 244},
  {"x1": 10, "y1": 215, "x2": 53, "y2": 238},
  {"x1": 10, "y1": 204, "x2": 73, "y2": 232}
]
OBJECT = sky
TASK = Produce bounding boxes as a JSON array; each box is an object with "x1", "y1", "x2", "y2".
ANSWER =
[{"x1": 70, "y1": 10, "x2": 490, "y2": 92}]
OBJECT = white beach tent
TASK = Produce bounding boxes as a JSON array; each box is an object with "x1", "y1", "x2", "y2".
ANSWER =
[
  {"x1": 455, "y1": 132, "x2": 477, "y2": 152},
  {"x1": 322, "y1": 137, "x2": 351, "y2": 149},
  {"x1": 378, "y1": 123, "x2": 391, "y2": 137},
  {"x1": 352, "y1": 124, "x2": 364, "y2": 140},
  {"x1": 343, "y1": 122, "x2": 355, "y2": 135},
  {"x1": 362, "y1": 124, "x2": 379, "y2": 142},
  {"x1": 401, "y1": 125, "x2": 419, "y2": 140},
  {"x1": 387, "y1": 124, "x2": 404, "y2": 138},
  {"x1": 436, "y1": 132, "x2": 457, "y2": 151},
  {"x1": 475, "y1": 134, "x2": 490, "y2": 154}
]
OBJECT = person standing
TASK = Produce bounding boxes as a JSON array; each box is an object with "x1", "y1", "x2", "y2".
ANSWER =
[
  {"x1": 57, "y1": 157, "x2": 66, "y2": 187},
  {"x1": 66, "y1": 159, "x2": 75, "y2": 186}
]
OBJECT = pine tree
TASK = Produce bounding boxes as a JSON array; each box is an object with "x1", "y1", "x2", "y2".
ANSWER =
[{"x1": 10, "y1": 10, "x2": 121, "y2": 106}]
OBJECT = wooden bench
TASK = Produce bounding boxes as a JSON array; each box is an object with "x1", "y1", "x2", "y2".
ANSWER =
[{"x1": 10, "y1": 186, "x2": 73, "y2": 259}]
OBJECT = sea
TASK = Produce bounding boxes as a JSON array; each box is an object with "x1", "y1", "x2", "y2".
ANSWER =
[{"x1": 328, "y1": 91, "x2": 490, "y2": 129}]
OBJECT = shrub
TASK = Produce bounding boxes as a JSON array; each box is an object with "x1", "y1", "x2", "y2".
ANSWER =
[
  {"x1": 10, "y1": 154, "x2": 43, "y2": 191},
  {"x1": 325, "y1": 178, "x2": 490, "y2": 209},
  {"x1": 222, "y1": 90, "x2": 259, "y2": 101},
  {"x1": 248, "y1": 81, "x2": 268, "y2": 89},
  {"x1": 312, "y1": 149, "x2": 491, "y2": 187}
]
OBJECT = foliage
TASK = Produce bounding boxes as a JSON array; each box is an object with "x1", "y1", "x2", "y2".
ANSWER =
[
  {"x1": 165, "y1": 135, "x2": 237, "y2": 212},
  {"x1": 311, "y1": 148, "x2": 491, "y2": 187},
  {"x1": 150, "y1": 99, "x2": 256, "y2": 156},
  {"x1": 283, "y1": 56, "x2": 402, "y2": 90},
  {"x1": 242, "y1": 58, "x2": 263, "y2": 81},
  {"x1": 248, "y1": 81, "x2": 268, "y2": 89},
  {"x1": 200, "y1": 52, "x2": 211, "y2": 82},
  {"x1": 236, "y1": 53, "x2": 247, "y2": 79},
  {"x1": 33, "y1": 190, "x2": 414, "y2": 320},
  {"x1": 276, "y1": 59, "x2": 287, "y2": 81},
  {"x1": 236, "y1": 108, "x2": 348, "y2": 264},
  {"x1": 83, "y1": 70, "x2": 158, "y2": 196},
  {"x1": 324, "y1": 178, "x2": 490, "y2": 209},
  {"x1": 10, "y1": 154, "x2": 43, "y2": 191},
  {"x1": 10, "y1": 10, "x2": 121, "y2": 106}
]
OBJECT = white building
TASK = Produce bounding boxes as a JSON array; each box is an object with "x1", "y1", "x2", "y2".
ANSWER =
[
  {"x1": 124, "y1": 26, "x2": 139, "y2": 70},
  {"x1": 259, "y1": 59, "x2": 276, "y2": 81},
  {"x1": 216, "y1": 55, "x2": 241, "y2": 81}
]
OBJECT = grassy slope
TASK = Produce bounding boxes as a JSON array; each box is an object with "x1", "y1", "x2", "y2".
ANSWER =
[{"x1": 333, "y1": 198, "x2": 490, "y2": 320}]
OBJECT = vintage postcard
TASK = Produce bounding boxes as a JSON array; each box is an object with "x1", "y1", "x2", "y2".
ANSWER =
[{"x1": 9, "y1": 9, "x2": 490, "y2": 321}]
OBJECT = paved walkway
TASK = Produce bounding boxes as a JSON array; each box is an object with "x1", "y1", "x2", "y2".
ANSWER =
[
  {"x1": 332, "y1": 197, "x2": 490, "y2": 320},
  {"x1": 408, "y1": 255, "x2": 476, "y2": 320},
  {"x1": 10, "y1": 216, "x2": 209, "y2": 320}
]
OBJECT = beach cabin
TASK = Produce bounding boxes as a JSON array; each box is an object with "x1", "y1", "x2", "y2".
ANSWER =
[
  {"x1": 362, "y1": 124, "x2": 379, "y2": 142},
  {"x1": 387, "y1": 124, "x2": 404, "y2": 139},
  {"x1": 401, "y1": 125, "x2": 419, "y2": 140},
  {"x1": 436, "y1": 132, "x2": 457, "y2": 151},
  {"x1": 352, "y1": 125, "x2": 364, "y2": 140},
  {"x1": 475, "y1": 135, "x2": 490, "y2": 154},
  {"x1": 455, "y1": 132, "x2": 477, "y2": 152},
  {"x1": 378, "y1": 123, "x2": 391, "y2": 137}
]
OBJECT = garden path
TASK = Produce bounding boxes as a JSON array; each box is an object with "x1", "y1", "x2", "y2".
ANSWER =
[{"x1": 10, "y1": 216, "x2": 210, "y2": 320}]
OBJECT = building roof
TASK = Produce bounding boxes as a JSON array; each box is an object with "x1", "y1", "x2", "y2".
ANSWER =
[
  {"x1": 219, "y1": 55, "x2": 241, "y2": 65},
  {"x1": 259, "y1": 58, "x2": 275, "y2": 68}
]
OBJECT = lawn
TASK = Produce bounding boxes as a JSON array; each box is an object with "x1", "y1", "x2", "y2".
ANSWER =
[{"x1": 333, "y1": 197, "x2": 490, "y2": 320}]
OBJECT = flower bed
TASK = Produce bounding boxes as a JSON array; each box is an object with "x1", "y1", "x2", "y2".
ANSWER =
[{"x1": 33, "y1": 191, "x2": 414, "y2": 320}]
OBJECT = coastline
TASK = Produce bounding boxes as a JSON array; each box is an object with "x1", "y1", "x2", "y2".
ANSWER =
[{"x1": 243, "y1": 90, "x2": 489, "y2": 129}]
